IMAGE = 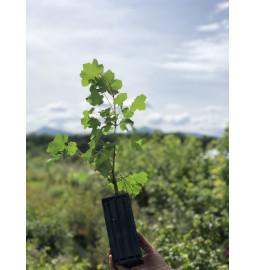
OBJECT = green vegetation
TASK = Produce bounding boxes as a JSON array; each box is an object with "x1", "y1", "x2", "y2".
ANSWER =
[
  {"x1": 26, "y1": 127, "x2": 229, "y2": 269},
  {"x1": 46, "y1": 59, "x2": 148, "y2": 196}
]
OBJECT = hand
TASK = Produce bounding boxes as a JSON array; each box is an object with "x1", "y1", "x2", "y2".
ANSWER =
[{"x1": 108, "y1": 232, "x2": 172, "y2": 270}]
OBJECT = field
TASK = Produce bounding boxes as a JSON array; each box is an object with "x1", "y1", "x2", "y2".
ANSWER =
[{"x1": 26, "y1": 128, "x2": 229, "y2": 270}]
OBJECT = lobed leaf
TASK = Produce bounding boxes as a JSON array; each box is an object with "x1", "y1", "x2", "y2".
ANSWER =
[
  {"x1": 122, "y1": 107, "x2": 134, "y2": 119},
  {"x1": 80, "y1": 59, "x2": 104, "y2": 87},
  {"x1": 46, "y1": 134, "x2": 68, "y2": 155},
  {"x1": 81, "y1": 108, "x2": 94, "y2": 130},
  {"x1": 88, "y1": 117, "x2": 101, "y2": 130},
  {"x1": 114, "y1": 93, "x2": 127, "y2": 106},
  {"x1": 111, "y1": 79, "x2": 122, "y2": 92},
  {"x1": 130, "y1": 94, "x2": 147, "y2": 112},
  {"x1": 67, "y1": 142, "x2": 78, "y2": 156},
  {"x1": 104, "y1": 70, "x2": 115, "y2": 84},
  {"x1": 117, "y1": 172, "x2": 148, "y2": 195},
  {"x1": 86, "y1": 85, "x2": 104, "y2": 106}
]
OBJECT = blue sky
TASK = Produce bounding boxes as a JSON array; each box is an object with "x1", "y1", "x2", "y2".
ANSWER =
[{"x1": 26, "y1": 0, "x2": 228, "y2": 136}]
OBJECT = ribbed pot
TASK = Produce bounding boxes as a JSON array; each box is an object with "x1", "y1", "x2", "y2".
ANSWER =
[{"x1": 102, "y1": 193, "x2": 143, "y2": 268}]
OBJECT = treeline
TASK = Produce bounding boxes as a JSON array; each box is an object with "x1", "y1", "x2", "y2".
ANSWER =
[{"x1": 26, "y1": 132, "x2": 217, "y2": 154}]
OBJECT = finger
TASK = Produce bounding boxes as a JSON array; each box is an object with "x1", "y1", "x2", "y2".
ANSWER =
[
  {"x1": 137, "y1": 231, "x2": 155, "y2": 254},
  {"x1": 109, "y1": 255, "x2": 116, "y2": 270}
]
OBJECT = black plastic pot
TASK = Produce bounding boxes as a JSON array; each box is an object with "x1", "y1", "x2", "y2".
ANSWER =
[{"x1": 102, "y1": 193, "x2": 143, "y2": 268}]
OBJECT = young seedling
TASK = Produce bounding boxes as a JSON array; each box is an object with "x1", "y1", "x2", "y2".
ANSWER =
[{"x1": 46, "y1": 59, "x2": 148, "y2": 196}]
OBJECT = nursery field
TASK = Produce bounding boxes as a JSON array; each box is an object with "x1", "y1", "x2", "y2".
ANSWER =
[{"x1": 26, "y1": 128, "x2": 229, "y2": 270}]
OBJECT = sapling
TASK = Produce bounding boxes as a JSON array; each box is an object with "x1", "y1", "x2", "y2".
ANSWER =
[{"x1": 46, "y1": 59, "x2": 148, "y2": 196}]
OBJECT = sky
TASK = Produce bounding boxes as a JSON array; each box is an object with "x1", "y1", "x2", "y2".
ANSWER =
[{"x1": 26, "y1": 0, "x2": 229, "y2": 137}]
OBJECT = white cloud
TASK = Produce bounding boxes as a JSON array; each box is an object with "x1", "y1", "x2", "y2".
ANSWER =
[
  {"x1": 26, "y1": 102, "x2": 83, "y2": 133},
  {"x1": 165, "y1": 113, "x2": 190, "y2": 126},
  {"x1": 197, "y1": 23, "x2": 220, "y2": 32},
  {"x1": 146, "y1": 112, "x2": 190, "y2": 126},
  {"x1": 197, "y1": 20, "x2": 229, "y2": 32},
  {"x1": 147, "y1": 113, "x2": 163, "y2": 125},
  {"x1": 160, "y1": 33, "x2": 228, "y2": 79},
  {"x1": 215, "y1": 2, "x2": 229, "y2": 13}
]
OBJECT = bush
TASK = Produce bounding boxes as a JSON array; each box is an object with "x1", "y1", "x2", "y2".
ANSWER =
[{"x1": 26, "y1": 129, "x2": 228, "y2": 269}]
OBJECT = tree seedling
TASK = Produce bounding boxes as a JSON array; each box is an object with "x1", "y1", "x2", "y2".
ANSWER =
[{"x1": 46, "y1": 59, "x2": 148, "y2": 196}]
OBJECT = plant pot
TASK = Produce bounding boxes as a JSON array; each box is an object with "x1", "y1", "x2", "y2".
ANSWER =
[{"x1": 102, "y1": 193, "x2": 143, "y2": 268}]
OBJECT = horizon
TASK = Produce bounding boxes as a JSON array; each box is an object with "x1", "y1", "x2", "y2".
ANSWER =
[{"x1": 26, "y1": 125, "x2": 222, "y2": 138}]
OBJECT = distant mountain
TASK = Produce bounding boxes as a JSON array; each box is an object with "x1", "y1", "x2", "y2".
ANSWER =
[
  {"x1": 174, "y1": 131, "x2": 219, "y2": 139},
  {"x1": 28, "y1": 126, "x2": 218, "y2": 139},
  {"x1": 29, "y1": 126, "x2": 71, "y2": 136}
]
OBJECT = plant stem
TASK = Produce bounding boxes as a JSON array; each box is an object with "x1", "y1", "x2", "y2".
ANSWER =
[
  {"x1": 102, "y1": 74, "x2": 119, "y2": 195},
  {"x1": 112, "y1": 102, "x2": 119, "y2": 195}
]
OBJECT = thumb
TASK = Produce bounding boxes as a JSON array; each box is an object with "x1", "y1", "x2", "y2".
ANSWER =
[
  {"x1": 109, "y1": 254, "x2": 128, "y2": 270},
  {"x1": 137, "y1": 231, "x2": 155, "y2": 254}
]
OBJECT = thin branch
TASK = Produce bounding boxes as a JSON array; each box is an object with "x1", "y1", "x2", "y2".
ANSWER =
[
  {"x1": 100, "y1": 73, "x2": 119, "y2": 194},
  {"x1": 103, "y1": 93, "x2": 114, "y2": 111}
]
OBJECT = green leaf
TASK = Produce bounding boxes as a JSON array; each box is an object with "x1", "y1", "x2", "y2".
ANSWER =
[
  {"x1": 114, "y1": 93, "x2": 127, "y2": 106},
  {"x1": 131, "y1": 134, "x2": 143, "y2": 151},
  {"x1": 67, "y1": 142, "x2": 78, "y2": 155},
  {"x1": 124, "y1": 119, "x2": 134, "y2": 126},
  {"x1": 117, "y1": 172, "x2": 148, "y2": 195},
  {"x1": 104, "y1": 70, "x2": 115, "y2": 84},
  {"x1": 81, "y1": 108, "x2": 94, "y2": 129},
  {"x1": 120, "y1": 122, "x2": 127, "y2": 131},
  {"x1": 119, "y1": 118, "x2": 134, "y2": 131},
  {"x1": 86, "y1": 86, "x2": 104, "y2": 106},
  {"x1": 130, "y1": 94, "x2": 147, "y2": 112},
  {"x1": 47, "y1": 154, "x2": 61, "y2": 166},
  {"x1": 82, "y1": 148, "x2": 93, "y2": 162},
  {"x1": 103, "y1": 123, "x2": 113, "y2": 135},
  {"x1": 80, "y1": 59, "x2": 104, "y2": 87},
  {"x1": 46, "y1": 134, "x2": 68, "y2": 155},
  {"x1": 100, "y1": 108, "x2": 111, "y2": 117},
  {"x1": 88, "y1": 117, "x2": 101, "y2": 130},
  {"x1": 103, "y1": 69, "x2": 122, "y2": 94},
  {"x1": 95, "y1": 144, "x2": 114, "y2": 167},
  {"x1": 96, "y1": 77, "x2": 108, "y2": 93},
  {"x1": 97, "y1": 161, "x2": 112, "y2": 178},
  {"x1": 91, "y1": 129, "x2": 103, "y2": 142},
  {"x1": 122, "y1": 107, "x2": 134, "y2": 119},
  {"x1": 83, "y1": 129, "x2": 103, "y2": 162},
  {"x1": 111, "y1": 79, "x2": 122, "y2": 92}
]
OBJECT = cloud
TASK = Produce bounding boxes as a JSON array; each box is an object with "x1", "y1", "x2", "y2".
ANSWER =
[
  {"x1": 47, "y1": 102, "x2": 68, "y2": 112},
  {"x1": 160, "y1": 32, "x2": 228, "y2": 79},
  {"x1": 26, "y1": 102, "x2": 82, "y2": 133},
  {"x1": 197, "y1": 23, "x2": 220, "y2": 32},
  {"x1": 197, "y1": 20, "x2": 228, "y2": 32},
  {"x1": 165, "y1": 113, "x2": 190, "y2": 126},
  {"x1": 147, "y1": 112, "x2": 190, "y2": 126},
  {"x1": 147, "y1": 113, "x2": 164, "y2": 125},
  {"x1": 215, "y1": 2, "x2": 229, "y2": 13}
]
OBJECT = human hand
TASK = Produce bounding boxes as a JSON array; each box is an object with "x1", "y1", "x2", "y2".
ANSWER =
[{"x1": 108, "y1": 232, "x2": 172, "y2": 270}]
